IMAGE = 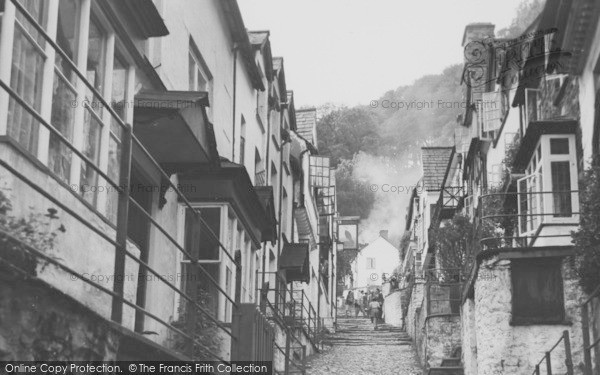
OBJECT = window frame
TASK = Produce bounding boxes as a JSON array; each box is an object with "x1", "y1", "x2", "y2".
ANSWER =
[
  {"x1": 510, "y1": 257, "x2": 566, "y2": 325},
  {"x1": 1, "y1": 0, "x2": 136, "y2": 219}
]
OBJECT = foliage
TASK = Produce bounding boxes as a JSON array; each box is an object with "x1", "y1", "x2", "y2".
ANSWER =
[
  {"x1": 170, "y1": 287, "x2": 222, "y2": 360},
  {"x1": 430, "y1": 214, "x2": 474, "y2": 279},
  {"x1": 334, "y1": 158, "x2": 376, "y2": 217},
  {"x1": 317, "y1": 107, "x2": 382, "y2": 166},
  {"x1": 496, "y1": 0, "x2": 546, "y2": 39},
  {"x1": 501, "y1": 134, "x2": 523, "y2": 187},
  {"x1": 336, "y1": 248, "x2": 358, "y2": 287},
  {"x1": 572, "y1": 156, "x2": 600, "y2": 294},
  {"x1": 0, "y1": 190, "x2": 65, "y2": 275}
]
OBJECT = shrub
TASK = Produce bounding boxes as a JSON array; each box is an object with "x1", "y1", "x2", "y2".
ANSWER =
[{"x1": 572, "y1": 156, "x2": 600, "y2": 294}]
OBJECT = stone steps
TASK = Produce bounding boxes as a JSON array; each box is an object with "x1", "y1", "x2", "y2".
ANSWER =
[
  {"x1": 323, "y1": 318, "x2": 412, "y2": 347},
  {"x1": 427, "y1": 367, "x2": 464, "y2": 375}
]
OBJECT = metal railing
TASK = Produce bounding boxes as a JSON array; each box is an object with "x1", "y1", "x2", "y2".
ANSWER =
[
  {"x1": 0, "y1": 0, "x2": 239, "y2": 362},
  {"x1": 531, "y1": 330, "x2": 574, "y2": 375},
  {"x1": 478, "y1": 190, "x2": 580, "y2": 250},
  {"x1": 423, "y1": 269, "x2": 462, "y2": 316},
  {"x1": 581, "y1": 285, "x2": 600, "y2": 375}
]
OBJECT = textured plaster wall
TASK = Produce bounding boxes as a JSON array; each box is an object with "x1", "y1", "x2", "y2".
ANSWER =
[
  {"x1": 472, "y1": 256, "x2": 586, "y2": 375},
  {"x1": 461, "y1": 298, "x2": 478, "y2": 375},
  {"x1": 383, "y1": 289, "x2": 403, "y2": 327}
]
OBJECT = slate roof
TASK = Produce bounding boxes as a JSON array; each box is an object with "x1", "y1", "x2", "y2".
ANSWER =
[
  {"x1": 295, "y1": 108, "x2": 317, "y2": 148},
  {"x1": 421, "y1": 147, "x2": 454, "y2": 191}
]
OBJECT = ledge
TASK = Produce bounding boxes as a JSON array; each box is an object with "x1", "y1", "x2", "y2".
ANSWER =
[{"x1": 509, "y1": 319, "x2": 572, "y2": 327}]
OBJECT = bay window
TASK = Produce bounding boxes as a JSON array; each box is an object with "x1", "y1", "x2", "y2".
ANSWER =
[
  {"x1": 2, "y1": 0, "x2": 134, "y2": 220},
  {"x1": 517, "y1": 134, "x2": 579, "y2": 239}
]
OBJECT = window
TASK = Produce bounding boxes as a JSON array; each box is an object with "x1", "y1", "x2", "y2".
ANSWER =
[
  {"x1": 79, "y1": 17, "x2": 107, "y2": 205},
  {"x1": 551, "y1": 161, "x2": 572, "y2": 217},
  {"x1": 188, "y1": 41, "x2": 212, "y2": 119},
  {"x1": 49, "y1": 0, "x2": 78, "y2": 182},
  {"x1": 8, "y1": 0, "x2": 47, "y2": 154},
  {"x1": 511, "y1": 257, "x2": 565, "y2": 324},
  {"x1": 4, "y1": 1, "x2": 134, "y2": 219},
  {"x1": 366, "y1": 258, "x2": 375, "y2": 269}
]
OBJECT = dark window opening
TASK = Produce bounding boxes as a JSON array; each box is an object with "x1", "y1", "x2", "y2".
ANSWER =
[
  {"x1": 511, "y1": 257, "x2": 565, "y2": 324},
  {"x1": 551, "y1": 161, "x2": 572, "y2": 217},
  {"x1": 185, "y1": 207, "x2": 221, "y2": 260},
  {"x1": 550, "y1": 138, "x2": 570, "y2": 155}
]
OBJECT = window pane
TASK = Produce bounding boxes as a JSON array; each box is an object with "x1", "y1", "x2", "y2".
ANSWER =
[
  {"x1": 185, "y1": 207, "x2": 221, "y2": 260},
  {"x1": 55, "y1": 0, "x2": 77, "y2": 81},
  {"x1": 86, "y1": 18, "x2": 106, "y2": 102},
  {"x1": 15, "y1": 0, "x2": 46, "y2": 47},
  {"x1": 550, "y1": 138, "x2": 569, "y2": 155},
  {"x1": 48, "y1": 72, "x2": 76, "y2": 182},
  {"x1": 188, "y1": 53, "x2": 195, "y2": 91},
  {"x1": 8, "y1": 23, "x2": 44, "y2": 154},
  {"x1": 80, "y1": 109, "x2": 102, "y2": 205},
  {"x1": 551, "y1": 161, "x2": 572, "y2": 217},
  {"x1": 105, "y1": 134, "x2": 122, "y2": 223},
  {"x1": 111, "y1": 55, "x2": 127, "y2": 129}
]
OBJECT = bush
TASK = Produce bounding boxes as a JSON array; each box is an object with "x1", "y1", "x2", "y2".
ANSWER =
[{"x1": 572, "y1": 156, "x2": 600, "y2": 294}]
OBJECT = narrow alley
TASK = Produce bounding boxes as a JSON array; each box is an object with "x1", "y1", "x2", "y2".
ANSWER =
[{"x1": 305, "y1": 317, "x2": 422, "y2": 375}]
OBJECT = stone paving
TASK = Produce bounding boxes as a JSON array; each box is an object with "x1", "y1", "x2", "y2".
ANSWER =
[{"x1": 305, "y1": 317, "x2": 423, "y2": 375}]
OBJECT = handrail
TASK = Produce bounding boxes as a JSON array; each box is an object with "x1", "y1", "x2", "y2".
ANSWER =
[
  {"x1": 581, "y1": 285, "x2": 600, "y2": 375},
  {"x1": 531, "y1": 330, "x2": 573, "y2": 375}
]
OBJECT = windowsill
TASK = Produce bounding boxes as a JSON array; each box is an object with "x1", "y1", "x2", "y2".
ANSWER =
[{"x1": 510, "y1": 318, "x2": 572, "y2": 326}]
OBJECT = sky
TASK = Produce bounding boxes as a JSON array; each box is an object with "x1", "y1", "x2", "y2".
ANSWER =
[{"x1": 239, "y1": 0, "x2": 525, "y2": 108}]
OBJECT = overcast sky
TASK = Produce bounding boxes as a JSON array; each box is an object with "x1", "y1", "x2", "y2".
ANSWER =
[{"x1": 239, "y1": 0, "x2": 525, "y2": 108}]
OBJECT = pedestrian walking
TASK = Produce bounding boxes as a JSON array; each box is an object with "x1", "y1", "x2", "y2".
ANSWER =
[
  {"x1": 368, "y1": 298, "x2": 382, "y2": 330},
  {"x1": 353, "y1": 291, "x2": 363, "y2": 317},
  {"x1": 345, "y1": 290, "x2": 354, "y2": 317},
  {"x1": 361, "y1": 290, "x2": 369, "y2": 317}
]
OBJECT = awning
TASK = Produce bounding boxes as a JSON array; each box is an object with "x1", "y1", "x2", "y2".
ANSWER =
[
  {"x1": 178, "y1": 159, "x2": 274, "y2": 247},
  {"x1": 133, "y1": 90, "x2": 219, "y2": 172},
  {"x1": 113, "y1": 0, "x2": 169, "y2": 38},
  {"x1": 280, "y1": 243, "x2": 310, "y2": 283}
]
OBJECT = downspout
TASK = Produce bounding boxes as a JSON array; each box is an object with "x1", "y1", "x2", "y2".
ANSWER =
[
  {"x1": 262, "y1": 78, "x2": 273, "y2": 292},
  {"x1": 231, "y1": 44, "x2": 238, "y2": 162},
  {"x1": 277, "y1": 103, "x2": 288, "y2": 260}
]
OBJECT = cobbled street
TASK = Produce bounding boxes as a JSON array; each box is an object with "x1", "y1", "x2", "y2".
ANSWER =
[{"x1": 305, "y1": 317, "x2": 422, "y2": 375}]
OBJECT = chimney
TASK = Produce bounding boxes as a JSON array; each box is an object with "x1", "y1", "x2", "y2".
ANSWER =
[
  {"x1": 462, "y1": 23, "x2": 495, "y2": 47},
  {"x1": 379, "y1": 230, "x2": 388, "y2": 240}
]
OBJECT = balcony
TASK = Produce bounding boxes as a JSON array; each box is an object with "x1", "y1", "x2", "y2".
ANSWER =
[{"x1": 478, "y1": 190, "x2": 580, "y2": 251}]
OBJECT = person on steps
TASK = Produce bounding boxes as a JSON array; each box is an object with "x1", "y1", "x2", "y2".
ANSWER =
[
  {"x1": 368, "y1": 298, "x2": 382, "y2": 330},
  {"x1": 345, "y1": 290, "x2": 354, "y2": 317}
]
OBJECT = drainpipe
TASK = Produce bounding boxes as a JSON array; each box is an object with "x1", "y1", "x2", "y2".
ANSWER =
[
  {"x1": 231, "y1": 44, "x2": 238, "y2": 162},
  {"x1": 261, "y1": 80, "x2": 273, "y2": 294},
  {"x1": 277, "y1": 103, "x2": 288, "y2": 260}
]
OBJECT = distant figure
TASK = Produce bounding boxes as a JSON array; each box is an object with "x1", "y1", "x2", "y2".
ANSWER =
[
  {"x1": 354, "y1": 291, "x2": 362, "y2": 317},
  {"x1": 374, "y1": 289, "x2": 384, "y2": 323},
  {"x1": 362, "y1": 291, "x2": 369, "y2": 316},
  {"x1": 345, "y1": 290, "x2": 354, "y2": 317},
  {"x1": 368, "y1": 298, "x2": 382, "y2": 330}
]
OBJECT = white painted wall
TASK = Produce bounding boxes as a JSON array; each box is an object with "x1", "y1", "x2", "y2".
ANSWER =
[{"x1": 352, "y1": 236, "x2": 400, "y2": 290}]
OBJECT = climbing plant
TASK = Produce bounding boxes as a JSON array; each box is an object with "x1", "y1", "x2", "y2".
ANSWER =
[
  {"x1": 572, "y1": 156, "x2": 600, "y2": 294},
  {"x1": 0, "y1": 190, "x2": 65, "y2": 275}
]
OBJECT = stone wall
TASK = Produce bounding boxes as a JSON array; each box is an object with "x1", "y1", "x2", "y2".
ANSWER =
[
  {"x1": 470, "y1": 255, "x2": 587, "y2": 375},
  {"x1": 425, "y1": 315, "x2": 461, "y2": 367},
  {"x1": 383, "y1": 289, "x2": 403, "y2": 327},
  {"x1": 0, "y1": 273, "x2": 182, "y2": 361}
]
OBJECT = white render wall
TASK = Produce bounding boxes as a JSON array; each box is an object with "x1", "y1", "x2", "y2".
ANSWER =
[{"x1": 352, "y1": 237, "x2": 400, "y2": 290}]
